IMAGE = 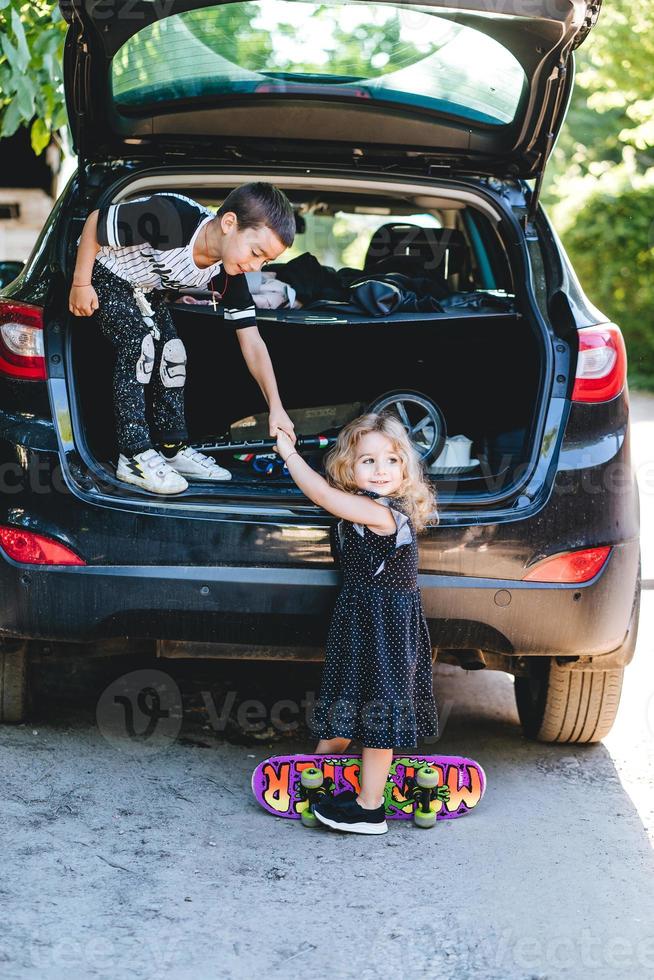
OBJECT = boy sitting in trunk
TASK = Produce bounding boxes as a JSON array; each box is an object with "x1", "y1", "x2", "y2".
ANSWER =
[{"x1": 69, "y1": 183, "x2": 296, "y2": 494}]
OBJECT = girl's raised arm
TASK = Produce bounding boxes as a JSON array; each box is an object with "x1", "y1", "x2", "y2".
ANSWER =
[{"x1": 275, "y1": 431, "x2": 396, "y2": 535}]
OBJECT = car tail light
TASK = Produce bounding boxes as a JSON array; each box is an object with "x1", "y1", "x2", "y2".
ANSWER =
[
  {"x1": 0, "y1": 526, "x2": 85, "y2": 565},
  {"x1": 0, "y1": 300, "x2": 46, "y2": 380},
  {"x1": 572, "y1": 324, "x2": 626, "y2": 403},
  {"x1": 523, "y1": 546, "x2": 611, "y2": 583}
]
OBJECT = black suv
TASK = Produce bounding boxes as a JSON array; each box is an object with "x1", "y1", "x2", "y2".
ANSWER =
[{"x1": 0, "y1": 0, "x2": 639, "y2": 742}]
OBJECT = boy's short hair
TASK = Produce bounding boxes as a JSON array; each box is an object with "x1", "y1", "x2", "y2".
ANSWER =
[{"x1": 217, "y1": 182, "x2": 295, "y2": 248}]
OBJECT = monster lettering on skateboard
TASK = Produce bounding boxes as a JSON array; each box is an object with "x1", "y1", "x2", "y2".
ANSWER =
[{"x1": 252, "y1": 754, "x2": 486, "y2": 829}]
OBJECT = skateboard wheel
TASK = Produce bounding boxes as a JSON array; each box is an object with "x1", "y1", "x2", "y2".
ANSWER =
[
  {"x1": 416, "y1": 766, "x2": 440, "y2": 789},
  {"x1": 414, "y1": 808, "x2": 437, "y2": 829},
  {"x1": 300, "y1": 767, "x2": 324, "y2": 790},
  {"x1": 300, "y1": 807, "x2": 319, "y2": 828}
]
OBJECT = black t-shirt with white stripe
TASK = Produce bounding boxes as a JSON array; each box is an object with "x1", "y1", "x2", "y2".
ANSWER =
[{"x1": 96, "y1": 193, "x2": 256, "y2": 330}]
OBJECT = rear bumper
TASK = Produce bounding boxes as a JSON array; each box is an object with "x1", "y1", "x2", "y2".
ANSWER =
[{"x1": 0, "y1": 538, "x2": 639, "y2": 663}]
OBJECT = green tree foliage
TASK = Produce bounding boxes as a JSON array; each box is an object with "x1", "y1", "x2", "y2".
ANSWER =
[
  {"x1": 0, "y1": 0, "x2": 67, "y2": 154},
  {"x1": 543, "y1": 1, "x2": 654, "y2": 386},
  {"x1": 543, "y1": 1, "x2": 654, "y2": 223},
  {"x1": 576, "y1": 2, "x2": 654, "y2": 160},
  {"x1": 563, "y1": 186, "x2": 654, "y2": 387}
]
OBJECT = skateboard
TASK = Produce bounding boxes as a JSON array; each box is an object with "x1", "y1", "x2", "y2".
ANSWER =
[{"x1": 252, "y1": 754, "x2": 486, "y2": 829}]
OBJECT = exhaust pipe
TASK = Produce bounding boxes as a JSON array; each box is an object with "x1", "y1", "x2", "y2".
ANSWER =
[{"x1": 456, "y1": 649, "x2": 487, "y2": 671}]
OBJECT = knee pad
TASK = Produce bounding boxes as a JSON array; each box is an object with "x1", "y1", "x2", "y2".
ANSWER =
[
  {"x1": 160, "y1": 338, "x2": 187, "y2": 388},
  {"x1": 135, "y1": 333, "x2": 155, "y2": 384}
]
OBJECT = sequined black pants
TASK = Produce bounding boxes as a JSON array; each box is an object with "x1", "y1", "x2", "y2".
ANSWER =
[{"x1": 92, "y1": 262, "x2": 188, "y2": 457}]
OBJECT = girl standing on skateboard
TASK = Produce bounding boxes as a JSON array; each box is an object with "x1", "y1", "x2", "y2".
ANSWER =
[{"x1": 274, "y1": 413, "x2": 439, "y2": 835}]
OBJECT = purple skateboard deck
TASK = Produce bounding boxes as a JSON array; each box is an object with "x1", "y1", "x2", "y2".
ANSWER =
[{"x1": 252, "y1": 754, "x2": 486, "y2": 822}]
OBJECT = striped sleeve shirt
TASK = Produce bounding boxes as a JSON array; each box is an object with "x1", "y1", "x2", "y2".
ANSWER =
[{"x1": 95, "y1": 192, "x2": 256, "y2": 330}]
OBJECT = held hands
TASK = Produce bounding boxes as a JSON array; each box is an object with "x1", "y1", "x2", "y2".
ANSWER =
[
  {"x1": 269, "y1": 405, "x2": 296, "y2": 445},
  {"x1": 274, "y1": 427, "x2": 296, "y2": 463},
  {"x1": 69, "y1": 284, "x2": 99, "y2": 317}
]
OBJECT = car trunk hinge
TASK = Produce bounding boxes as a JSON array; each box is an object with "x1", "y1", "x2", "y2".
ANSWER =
[
  {"x1": 524, "y1": 57, "x2": 570, "y2": 230},
  {"x1": 71, "y1": 4, "x2": 91, "y2": 200},
  {"x1": 573, "y1": 1, "x2": 603, "y2": 50}
]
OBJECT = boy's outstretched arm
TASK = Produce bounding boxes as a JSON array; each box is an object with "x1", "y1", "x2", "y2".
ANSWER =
[
  {"x1": 236, "y1": 326, "x2": 296, "y2": 442},
  {"x1": 69, "y1": 209, "x2": 100, "y2": 317}
]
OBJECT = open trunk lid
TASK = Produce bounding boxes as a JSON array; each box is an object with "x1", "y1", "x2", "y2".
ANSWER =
[{"x1": 61, "y1": 0, "x2": 601, "y2": 179}]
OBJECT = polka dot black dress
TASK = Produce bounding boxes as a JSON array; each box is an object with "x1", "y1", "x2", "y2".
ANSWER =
[{"x1": 312, "y1": 492, "x2": 439, "y2": 749}]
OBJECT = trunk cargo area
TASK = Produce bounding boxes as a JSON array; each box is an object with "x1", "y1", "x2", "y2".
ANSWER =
[{"x1": 70, "y1": 304, "x2": 542, "y2": 497}]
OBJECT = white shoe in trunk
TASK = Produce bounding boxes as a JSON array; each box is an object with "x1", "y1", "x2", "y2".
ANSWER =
[
  {"x1": 165, "y1": 447, "x2": 232, "y2": 481},
  {"x1": 116, "y1": 449, "x2": 188, "y2": 494}
]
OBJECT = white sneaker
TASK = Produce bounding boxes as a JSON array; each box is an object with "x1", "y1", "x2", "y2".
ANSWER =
[
  {"x1": 164, "y1": 446, "x2": 232, "y2": 481},
  {"x1": 116, "y1": 449, "x2": 188, "y2": 494}
]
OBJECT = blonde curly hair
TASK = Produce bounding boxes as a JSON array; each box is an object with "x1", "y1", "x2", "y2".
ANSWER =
[{"x1": 324, "y1": 413, "x2": 438, "y2": 531}]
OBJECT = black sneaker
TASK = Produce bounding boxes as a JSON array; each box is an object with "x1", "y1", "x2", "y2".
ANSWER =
[
  {"x1": 313, "y1": 792, "x2": 388, "y2": 835},
  {"x1": 329, "y1": 790, "x2": 357, "y2": 805}
]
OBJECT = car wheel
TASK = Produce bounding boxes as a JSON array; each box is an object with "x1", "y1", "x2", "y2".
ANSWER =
[
  {"x1": 515, "y1": 659, "x2": 624, "y2": 744},
  {"x1": 0, "y1": 639, "x2": 28, "y2": 723},
  {"x1": 516, "y1": 569, "x2": 640, "y2": 744}
]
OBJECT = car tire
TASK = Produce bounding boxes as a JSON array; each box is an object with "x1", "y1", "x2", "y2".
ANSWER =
[
  {"x1": 0, "y1": 640, "x2": 28, "y2": 723},
  {"x1": 515, "y1": 659, "x2": 624, "y2": 743},
  {"x1": 516, "y1": 566, "x2": 640, "y2": 744}
]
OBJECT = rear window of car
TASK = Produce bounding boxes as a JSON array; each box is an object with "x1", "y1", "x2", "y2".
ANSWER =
[
  {"x1": 286, "y1": 211, "x2": 441, "y2": 268},
  {"x1": 111, "y1": 1, "x2": 526, "y2": 126}
]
